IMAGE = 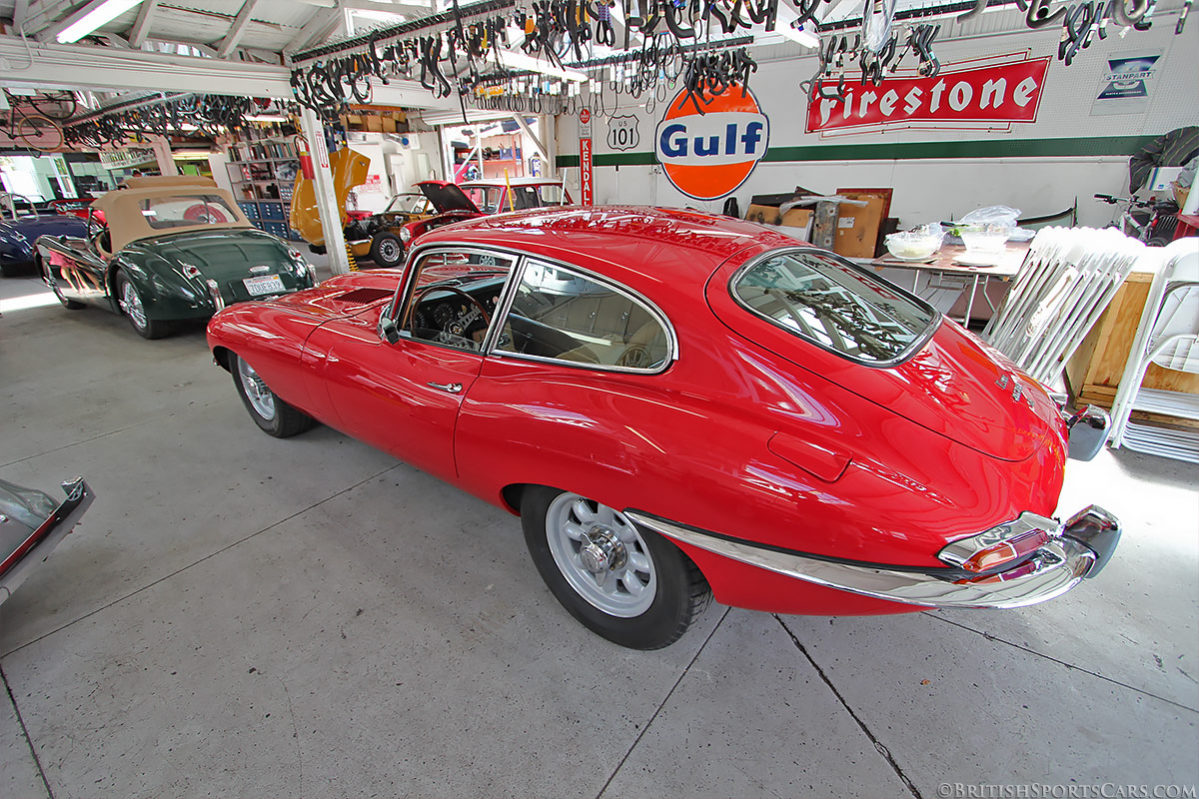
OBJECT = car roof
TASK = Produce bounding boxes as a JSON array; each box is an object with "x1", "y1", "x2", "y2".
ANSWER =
[
  {"x1": 93, "y1": 180, "x2": 253, "y2": 251},
  {"x1": 414, "y1": 206, "x2": 806, "y2": 289}
]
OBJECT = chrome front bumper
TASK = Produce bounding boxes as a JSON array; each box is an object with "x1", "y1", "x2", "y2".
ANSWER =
[
  {"x1": 0, "y1": 477, "x2": 94, "y2": 606},
  {"x1": 627, "y1": 505, "x2": 1120, "y2": 610}
]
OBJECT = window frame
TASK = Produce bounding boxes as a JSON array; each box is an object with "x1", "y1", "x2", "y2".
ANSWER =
[
  {"x1": 137, "y1": 193, "x2": 240, "y2": 230},
  {"x1": 728, "y1": 246, "x2": 940, "y2": 369},
  {"x1": 386, "y1": 245, "x2": 522, "y2": 355},
  {"x1": 489, "y1": 254, "x2": 679, "y2": 375}
]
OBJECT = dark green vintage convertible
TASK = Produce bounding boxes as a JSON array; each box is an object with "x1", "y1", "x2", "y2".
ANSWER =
[{"x1": 36, "y1": 176, "x2": 316, "y2": 339}]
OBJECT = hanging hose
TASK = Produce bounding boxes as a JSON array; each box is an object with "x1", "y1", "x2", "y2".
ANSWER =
[{"x1": 345, "y1": 239, "x2": 360, "y2": 272}]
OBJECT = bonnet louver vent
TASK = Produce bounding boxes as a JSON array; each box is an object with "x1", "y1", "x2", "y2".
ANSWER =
[{"x1": 336, "y1": 288, "x2": 393, "y2": 304}]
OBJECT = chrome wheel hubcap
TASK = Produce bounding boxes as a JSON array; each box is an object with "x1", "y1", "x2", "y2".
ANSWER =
[
  {"x1": 237, "y1": 357, "x2": 276, "y2": 420},
  {"x1": 380, "y1": 240, "x2": 399, "y2": 260},
  {"x1": 546, "y1": 493, "x2": 655, "y2": 617},
  {"x1": 120, "y1": 281, "x2": 147, "y2": 330}
]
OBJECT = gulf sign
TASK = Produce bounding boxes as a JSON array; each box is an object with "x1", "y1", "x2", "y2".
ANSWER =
[
  {"x1": 807, "y1": 58, "x2": 1050, "y2": 133},
  {"x1": 656, "y1": 85, "x2": 770, "y2": 201}
]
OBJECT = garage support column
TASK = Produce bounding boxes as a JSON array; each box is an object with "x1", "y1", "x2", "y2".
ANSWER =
[
  {"x1": 151, "y1": 137, "x2": 179, "y2": 177},
  {"x1": 299, "y1": 106, "x2": 350, "y2": 275}
]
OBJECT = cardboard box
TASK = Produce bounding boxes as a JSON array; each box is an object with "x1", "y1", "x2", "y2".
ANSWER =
[
  {"x1": 745, "y1": 204, "x2": 781, "y2": 225},
  {"x1": 833, "y1": 193, "x2": 887, "y2": 258}
]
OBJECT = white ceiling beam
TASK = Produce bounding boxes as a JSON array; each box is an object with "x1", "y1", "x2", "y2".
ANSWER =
[
  {"x1": 340, "y1": 0, "x2": 432, "y2": 12},
  {"x1": 0, "y1": 34, "x2": 461, "y2": 109},
  {"x1": 151, "y1": 36, "x2": 220, "y2": 58},
  {"x1": 13, "y1": 0, "x2": 30, "y2": 29},
  {"x1": 13, "y1": 0, "x2": 61, "y2": 35},
  {"x1": 99, "y1": 31, "x2": 132, "y2": 47},
  {"x1": 285, "y1": 6, "x2": 341, "y2": 52},
  {"x1": 128, "y1": 0, "x2": 159, "y2": 47},
  {"x1": 217, "y1": 0, "x2": 262, "y2": 58},
  {"x1": 292, "y1": 0, "x2": 432, "y2": 9}
]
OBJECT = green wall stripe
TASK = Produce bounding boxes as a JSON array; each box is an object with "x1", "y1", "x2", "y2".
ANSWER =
[{"x1": 555, "y1": 135, "x2": 1156, "y2": 168}]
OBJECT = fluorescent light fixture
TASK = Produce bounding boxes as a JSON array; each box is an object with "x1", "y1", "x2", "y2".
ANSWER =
[
  {"x1": 56, "y1": 0, "x2": 146, "y2": 44},
  {"x1": 495, "y1": 49, "x2": 587, "y2": 82},
  {"x1": 245, "y1": 114, "x2": 291, "y2": 123},
  {"x1": 778, "y1": 22, "x2": 820, "y2": 48}
]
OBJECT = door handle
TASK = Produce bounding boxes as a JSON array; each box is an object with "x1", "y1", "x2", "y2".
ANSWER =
[{"x1": 427, "y1": 381, "x2": 463, "y2": 394}]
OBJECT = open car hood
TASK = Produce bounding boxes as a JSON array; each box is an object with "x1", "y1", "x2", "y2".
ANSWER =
[{"x1": 417, "y1": 181, "x2": 480, "y2": 214}]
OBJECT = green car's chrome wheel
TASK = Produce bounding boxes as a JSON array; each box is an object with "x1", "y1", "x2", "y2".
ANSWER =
[{"x1": 116, "y1": 272, "x2": 166, "y2": 339}]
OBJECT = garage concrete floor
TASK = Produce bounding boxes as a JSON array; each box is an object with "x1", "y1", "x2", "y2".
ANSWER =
[{"x1": 1, "y1": 265, "x2": 1196, "y2": 799}]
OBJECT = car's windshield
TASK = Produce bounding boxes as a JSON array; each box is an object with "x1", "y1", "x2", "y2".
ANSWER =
[
  {"x1": 137, "y1": 194, "x2": 239, "y2": 229},
  {"x1": 463, "y1": 184, "x2": 566, "y2": 213},
  {"x1": 386, "y1": 194, "x2": 431, "y2": 215},
  {"x1": 732, "y1": 248, "x2": 936, "y2": 364}
]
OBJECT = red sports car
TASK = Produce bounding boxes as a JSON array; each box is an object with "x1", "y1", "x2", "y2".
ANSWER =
[
  {"x1": 207, "y1": 207, "x2": 1118, "y2": 649},
  {"x1": 399, "y1": 178, "x2": 571, "y2": 251}
]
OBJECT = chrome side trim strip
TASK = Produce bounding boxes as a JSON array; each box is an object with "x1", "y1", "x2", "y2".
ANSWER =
[{"x1": 626, "y1": 510, "x2": 1099, "y2": 610}]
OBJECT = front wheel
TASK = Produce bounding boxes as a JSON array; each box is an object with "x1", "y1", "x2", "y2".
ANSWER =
[
  {"x1": 229, "y1": 352, "x2": 315, "y2": 438},
  {"x1": 368, "y1": 232, "x2": 404, "y2": 267},
  {"x1": 521, "y1": 487, "x2": 711, "y2": 649},
  {"x1": 116, "y1": 272, "x2": 167, "y2": 338}
]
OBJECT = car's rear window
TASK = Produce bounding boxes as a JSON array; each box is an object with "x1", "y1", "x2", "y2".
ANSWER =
[
  {"x1": 732, "y1": 248, "x2": 936, "y2": 364},
  {"x1": 138, "y1": 195, "x2": 239, "y2": 229}
]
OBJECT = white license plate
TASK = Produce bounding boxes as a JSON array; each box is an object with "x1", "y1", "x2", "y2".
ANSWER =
[{"x1": 243, "y1": 274, "x2": 284, "y2": 296}]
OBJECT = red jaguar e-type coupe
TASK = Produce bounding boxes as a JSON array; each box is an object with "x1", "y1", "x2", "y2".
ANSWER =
[{"x1": 207, "y1": 207, "x2": 1118, "y2": 649}]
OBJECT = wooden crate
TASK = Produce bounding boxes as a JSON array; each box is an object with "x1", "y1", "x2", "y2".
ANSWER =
[{"x1": 1065, "y1": 271, "x2": 1199, "y2": 422}]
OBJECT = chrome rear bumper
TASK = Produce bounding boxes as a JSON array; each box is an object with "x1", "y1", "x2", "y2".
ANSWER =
[{"x1": 628, "y1": 505, "x2": 1120, "y2": 610}]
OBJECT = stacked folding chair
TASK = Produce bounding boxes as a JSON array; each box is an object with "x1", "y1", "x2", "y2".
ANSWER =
[
  {"x1": 1108, "y1": 239, "x2": 1199, "y2": 463},
  {"x1": 982, "y1": 227, "x2": 1145, "y2": 387}
]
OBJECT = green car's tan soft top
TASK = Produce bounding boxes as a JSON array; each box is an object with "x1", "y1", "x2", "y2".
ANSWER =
[{"x1": 93, "y1": 176, "x2": 254, "y2": 253}]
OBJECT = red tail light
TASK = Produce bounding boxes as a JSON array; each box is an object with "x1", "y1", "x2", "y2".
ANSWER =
[{"x1": 939, "y1": 513, "x2": 1059, "y2": 575}]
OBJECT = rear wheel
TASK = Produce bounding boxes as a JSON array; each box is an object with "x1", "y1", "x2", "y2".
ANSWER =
[
  {"x1": 521, "y1": 487, "x2": 711, "y2": 649},
  {"x1": 229, "y1": 352, "x2": 315, "y2": 438},
  {"x1": 116, "y1": 272, "x2": 167, "y2": 338},
  {"x1": 368, "y1": 232, "x2": 404, "y2": 267}
]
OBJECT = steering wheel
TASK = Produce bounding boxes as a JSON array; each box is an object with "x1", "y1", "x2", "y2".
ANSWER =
[{"x1": 411, "y1": 285, "x2": 492, "y2": 344}]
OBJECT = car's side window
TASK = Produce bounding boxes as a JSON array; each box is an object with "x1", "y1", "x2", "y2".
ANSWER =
[
  {"x1": 495, "y1": 260, "x2": 672, "y2": 371},
  {"x1": 398, "y1": 250, "x2": 516, "y2": 352}
]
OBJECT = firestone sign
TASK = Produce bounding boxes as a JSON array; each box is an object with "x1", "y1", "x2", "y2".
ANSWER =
[
  {"x1": 656, "y1": 85, "x2": 770, "y2": 201},
  {"x1": 806, "y1": 58, "x2": 1050, "y2": 133}
]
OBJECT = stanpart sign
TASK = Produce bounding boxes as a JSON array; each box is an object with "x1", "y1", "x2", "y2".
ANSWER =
[
  {"x1": 656, "y1": 84, "x2": 770, "y2": 201},
  {"x1": 806, "y1": 58, "x2": 1050, "y2": 133}
]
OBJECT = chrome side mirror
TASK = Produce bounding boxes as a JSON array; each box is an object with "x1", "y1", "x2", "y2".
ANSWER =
[{"x1": 378, "y1": 309, "x2": 401, "y2": 344}]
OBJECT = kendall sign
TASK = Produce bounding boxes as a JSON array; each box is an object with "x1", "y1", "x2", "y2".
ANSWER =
[
  {"x1": 657, "y1": 84, "x2": 770, "y2": 201},
  {"x1": 806, "y1": 58, "x2": 1050, "y2": 133}
]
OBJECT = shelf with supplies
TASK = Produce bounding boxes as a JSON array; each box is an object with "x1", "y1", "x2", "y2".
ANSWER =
[{"x1": 224, "y1": 132, "x2": 302, "y2": 242}]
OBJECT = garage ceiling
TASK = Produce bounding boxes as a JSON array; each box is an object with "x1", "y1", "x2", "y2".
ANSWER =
[{"x1": 2, "y1": 0, "x2": 432, "y2": 64}]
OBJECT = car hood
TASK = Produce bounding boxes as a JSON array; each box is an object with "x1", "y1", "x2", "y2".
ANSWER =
[
  {"x1": 707, "y1": 265, "x2": 1061, "y2": 462},
  {"x1": 266, "y1": 270, "x2": 402, "y2": 320},
  {"x1": 130, "y1": 229, "x2": 292, "y2": 280},
  {"x1": 417, "y1": 181, "x2": 480, "y2": 214}
]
